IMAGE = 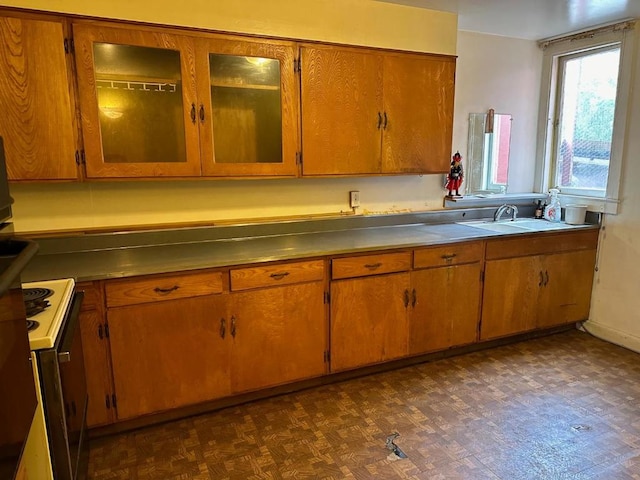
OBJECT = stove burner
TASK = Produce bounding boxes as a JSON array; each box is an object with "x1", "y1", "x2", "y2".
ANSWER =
[
  {"x1": 23, "y1": 287, "x2": 54, "y2": 318},
  {"x1": 23, "y1": 287, "x2": 54, "y2": 303},
  {"x1": 26, "y1": 319, "x2": 40, "y2": 332}
]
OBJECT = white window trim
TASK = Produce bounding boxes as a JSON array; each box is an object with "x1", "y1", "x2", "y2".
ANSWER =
[{"x1": 534, "y1": 21, "x2": 636, "y2": 214}]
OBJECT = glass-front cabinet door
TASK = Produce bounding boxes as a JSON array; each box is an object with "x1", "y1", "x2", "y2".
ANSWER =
[
  {"x1": 73, "y1": 24, "x2": 201, "y2": 178},
  {"x1": 195, "y1": 37, "x2": 298, "y2": 176}
]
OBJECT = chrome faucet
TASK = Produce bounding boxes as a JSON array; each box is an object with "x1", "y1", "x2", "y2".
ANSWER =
[{"x1": 494, "y1": 204, "x2": 519, "y2": 222}]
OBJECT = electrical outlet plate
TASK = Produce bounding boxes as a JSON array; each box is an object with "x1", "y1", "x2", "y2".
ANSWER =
[{"x1": 350, "y1": 191, "x2": 360, "y2": 208}]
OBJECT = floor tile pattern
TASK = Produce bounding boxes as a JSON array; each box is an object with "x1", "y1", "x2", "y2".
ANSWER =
[{"x1": 88, "y1": 330, "x2": 640, "y2": 479}]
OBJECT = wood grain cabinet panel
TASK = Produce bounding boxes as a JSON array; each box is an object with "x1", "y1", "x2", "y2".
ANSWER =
[
  {"x1": 77, "y1": 281, "x2": 116, "y2": 427},
  {"x1": 0, "y1": 14, "x2": 78, "y2": 180},
  {"x1": 410, "y1": 262, "x2": 482, "y2": 355},
  {"x1": 105, "y1": 270, "x2": 223, "y2": 307},
  {"x1": 300, "y1": 44, "x2": 455, "y2": 176},
  {"x1": 229, "y1": 281, "x2": 326, "y2": 393},
  {"x1": 231, "y1": 260, "x2": 324, "y2": 291},
  {"x1": 331, "y1": 272, "x2": 410, "y2": 372},
  {"x1": 332, "y1": 251, "x2": 411, "y2": 280},
  {"x1": 108, "y1": 294, "x2": 231, "y2": 420},
  {"x1": 481, "y1": 233, "x2": 598, "y2": 340},
  {"x1": 414, "y1": 241, "x2": 484, "y2": 269},
  {"x1": 381, "y1": 53, "x2": 455, "y2": 174},
  {"x1": 300, "y1": 45, "x2": 383, "y2": 175}
]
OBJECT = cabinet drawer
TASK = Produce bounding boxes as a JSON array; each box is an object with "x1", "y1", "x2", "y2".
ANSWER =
[
  {"x1": 414, "y1": 241, "x2": 484, "y2": 269},
  {"x1": 486, "y1": 229, "x2": 599, "y2": 260},
  {"x1": 106, "y1": 271, "x2": 223, "y2": 307},
  {"x1": 332, "y1": 251, "x2": 411, "y2": 280},
  {"x1": 231, "y1": 260, "x2": 324, "y2": 291}
]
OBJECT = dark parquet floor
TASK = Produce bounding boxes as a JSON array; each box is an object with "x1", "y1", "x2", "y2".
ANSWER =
[{"x1": 88, "y1": 330, "x2": 640, "y2": 479}]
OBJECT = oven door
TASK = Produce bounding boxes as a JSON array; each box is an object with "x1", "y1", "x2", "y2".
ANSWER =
[{"x1": 38, "y1": 291, "x2": 87, "y2": 480}]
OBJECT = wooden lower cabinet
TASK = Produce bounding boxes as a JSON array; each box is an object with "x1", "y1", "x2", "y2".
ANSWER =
[
  {"x1": 229, "y1": 282, "x2": 326, "y2": 393},
  {"x1": 330, "y1": 272, "x2": 410, "y2": 372},
  {"x1": 77, "y1": 282, "x2": 117, "y2": 428},
  {"x1": 106, "y1": 278, "x2": 326, "y2": 420},
  {"x1": 538, "y1": 249, "x2": 597, "y2": 328},
  {"x1": 409, "y1": 262, "x2": 481, "y2": 355},
  {"x1": 108, "y1": 295, "x2": 230, "y2": 420},
  {"x1": 480, "y1": 231, "x2": 597, "y2": 340},
  {"x1": 481, "y1": 255, "x2": 540, "y2": 340}
]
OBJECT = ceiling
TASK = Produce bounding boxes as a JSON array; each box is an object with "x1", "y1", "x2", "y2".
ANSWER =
[{"x1": 379, "y1": 0, "x2": 640, "y2": 40}]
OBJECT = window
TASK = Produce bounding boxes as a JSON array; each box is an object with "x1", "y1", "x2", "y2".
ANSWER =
[{"x1": 536, "y1": 22, "x2": 636, "y2": 213}]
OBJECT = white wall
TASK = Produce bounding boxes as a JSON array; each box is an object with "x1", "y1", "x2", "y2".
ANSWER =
[
  {"x1": 452, "y1": 31, "x2": 542, "y2": 193},
  {"x1": 585, "y1": 26, "x2": 640, "y2": 352},
  {"x1": 2, "y1": 2, "x2": 544, "y2": 234}
]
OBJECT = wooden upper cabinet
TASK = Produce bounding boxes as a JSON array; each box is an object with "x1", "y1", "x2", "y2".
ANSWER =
[
  {"x1": 196, "y1": 36, "x2": 299, "y2": 176},
  {"x1": 73, "y1": 23, "x2": 201, "y2": 178},
  {"x1": 0, "y1": 14, "x2": 78, "y2": 180},
  {"x1": 300, "y1": 45, "x2": 455, "y2": 176},
  {"x1": 382, "y1": 53, "x2": 455, "y2": 174},
  {"x1": 300, "y1": 45, "x2": 383, "y2": 175}
]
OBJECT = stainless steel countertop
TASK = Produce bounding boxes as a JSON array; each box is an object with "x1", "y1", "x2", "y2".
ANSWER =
[{"x1": 21, "y1": 211, "x2": 599, "y2": 283}]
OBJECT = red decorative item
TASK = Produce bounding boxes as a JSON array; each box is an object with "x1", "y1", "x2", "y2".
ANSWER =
[{"x1": 445, "y1": 151, "x2": 464, "y2": 197}]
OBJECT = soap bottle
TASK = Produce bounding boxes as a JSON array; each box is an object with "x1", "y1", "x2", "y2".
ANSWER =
[
  {"x1": 534, "y1": 200, "x2": 543, "y2": 219},
  {"x1": 543, "y1": 189, "x2": 561, "y2": 222}
]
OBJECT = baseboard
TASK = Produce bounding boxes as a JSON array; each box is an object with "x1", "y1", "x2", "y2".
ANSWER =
[{"x1": 580, "y1": 320, "x2": 640, "y2": 354}]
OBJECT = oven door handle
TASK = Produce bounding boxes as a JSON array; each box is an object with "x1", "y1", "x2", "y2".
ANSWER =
[{"x1": 57, "y1": 290, "x2": 84, "y2": 363}]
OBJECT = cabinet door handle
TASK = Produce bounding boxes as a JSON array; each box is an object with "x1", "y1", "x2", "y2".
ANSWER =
[
  {"x1": 190, "y1": 103, "x2": 196, "y2": 123},
  {"x1": 411, "y1": 288, "x2": 417, "y2": 308},
  {"x1": 98, "y1": 324, "x2": 103, "y2": 339},
  {"x1": 270, "y1": 271, "x2": 290, "y2": 280},
  {"x1": 383, "y1": 112, "x2": 388, "y2": 129},
  {"x1": 220, "y1": 318, "x2": 226, "y2": 339},
  {"x1": 231, "y1": 315, "x2": 237, "y2": 338},
  {"x1": 377, "y1": 112, "x2": 383, "y2": 129},
  {"x1": 105, "y1": 394, "x2": 111, "y2": 409},
  {"x1": 199, "y1": 104, "x2": 205, "y2": 122},
  {"x1": 403, "y1": 289, "x2": 410, "y2": 308},
  {"x1": 538, "y1": 271, "x2": 544, "y2": 286},
  {"x1": 154, "y1": 285, "x2": 179, "y2": 294},
  {"x1": 364, "y1": 262, "x2": 382, "y2": 270},
  {"x1": 544, "y1": 270, "x2": 549, "y2": 286}
]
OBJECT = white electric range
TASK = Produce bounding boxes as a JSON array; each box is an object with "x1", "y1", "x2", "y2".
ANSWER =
[{"x1": 22, "y1": 277, "x2": 89, "y2": 480}]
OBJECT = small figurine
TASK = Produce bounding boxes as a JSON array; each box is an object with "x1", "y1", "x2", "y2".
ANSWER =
[{"x1": 445, "y1": 151, "x2": 464, "y2": 197}]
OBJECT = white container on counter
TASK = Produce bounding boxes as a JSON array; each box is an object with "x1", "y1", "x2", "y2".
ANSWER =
[{"x1": 565, "y1": 204, "x2": 588, "y2": 225}]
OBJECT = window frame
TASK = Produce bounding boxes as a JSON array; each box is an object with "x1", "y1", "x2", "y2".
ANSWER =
[{"x1": 535, "y1": 24, "x2": 636, "y2": 214}]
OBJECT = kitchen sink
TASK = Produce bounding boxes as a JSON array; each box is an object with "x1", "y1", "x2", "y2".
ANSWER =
[{"x1": 458, "y1": 218, "x2": 571, "y2": 233}]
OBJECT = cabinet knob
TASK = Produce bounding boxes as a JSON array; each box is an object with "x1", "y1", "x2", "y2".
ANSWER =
[
  {"x1": 411, "y1": 288, "x2": 417, "y2": 308},
  {"x1": 383, "y1": 112, "x2": 388, "y2": 129},
  {"x1": 190, "y1": 103, "x2": 196, "y2": 123},
  {"x1": 231, "y1": 315, "x2": 237, "y2": 338},
  {"x1": 199, "y1": 104, "x2": 205, "y2": 123},
  {"x1": 403, "y1": 289, "x2": 410, "y2": 308},
  {"x1": 377, "y1": 112, "x2": 383, "y2": 130}
]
